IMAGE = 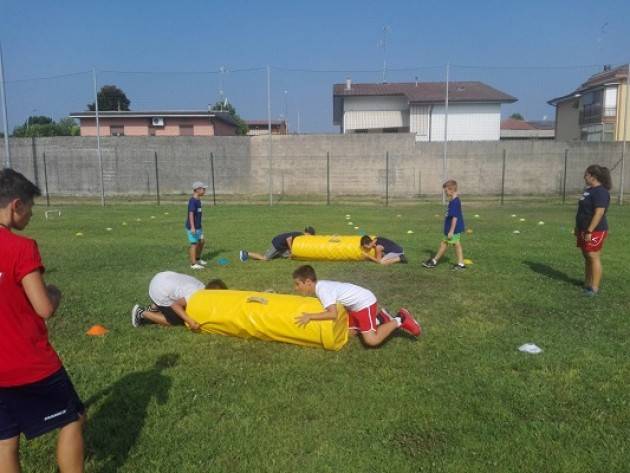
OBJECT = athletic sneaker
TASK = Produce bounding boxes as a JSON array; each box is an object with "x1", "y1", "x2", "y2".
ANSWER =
[
  {"x1": 422, "y1": 258, "x2": 437, "y2": 268},
  {"x1": 398, "y1": 308, "x2": 421, "y2": 337},
  {"x1": 131, "y1": 304, "x2": 144, "y2": 328},
  {"x1": 197, "y1": 259, "x2": 208, "y2": 266},
  {"x1": 451, "y1": 263, "x2": 466, "y2": 271},
  {"x1": 190, "y1": 263, "x2": 204, "y2": 270},
  {"x1": 584, "y1": 288, "x2": 599, "y2": 297},
  {"x1": 239, "y1": 250, "x2": 249, "y2": 262},
  {"x1": 399, "y1": 254, "x2": 409, "y2": 264}
]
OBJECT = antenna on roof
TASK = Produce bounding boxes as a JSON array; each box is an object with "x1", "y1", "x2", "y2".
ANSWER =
[
  {"x1": 219, "y1": 66, "x2": 225, "y2": 109},
  {"x1": 377, "y1": 25, "x2": 391, "y2": 83},
  {"x1": 415, "y1": 76, "x2": 418, "y2": 87}
]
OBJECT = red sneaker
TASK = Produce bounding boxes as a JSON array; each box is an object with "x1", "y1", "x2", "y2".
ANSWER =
[{"x1": 398, "y1": 308, "x2": 421, "y2": 337}]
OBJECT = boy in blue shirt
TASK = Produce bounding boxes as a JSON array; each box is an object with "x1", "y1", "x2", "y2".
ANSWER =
[
  {"x1": 186, "y1": 182, "x2": 207, "y2": 270},
  {"x1": 423, "y1": 180, "x2": 466, "y2": 270}
]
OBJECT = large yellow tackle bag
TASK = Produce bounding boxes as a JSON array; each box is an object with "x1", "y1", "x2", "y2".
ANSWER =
[
  {"x1": 291, "y1": 235, "x2": 375, "y2": 261},
  {"x1": 186, "y1": 290, "x2": 348, "y2": 351}
]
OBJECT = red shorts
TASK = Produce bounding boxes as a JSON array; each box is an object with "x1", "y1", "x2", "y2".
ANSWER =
[
  {"x1": 576, "y1": 230, "x2": 607, "y2": 252},
  {"x1": 347, "y1": 303, "x2": 379, "y2": 333}
]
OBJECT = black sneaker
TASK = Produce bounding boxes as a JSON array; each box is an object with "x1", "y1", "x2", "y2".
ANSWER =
[
  {"x1": 451, "y1": 264, "x2": 466, "y2": 271},
  {"x1": 399, "y1": 254, "x2": 408, "y2": 264},
  {"x1": 131, "y1": 304, "x2": 145, "y2": 327},
  {"x1": 422, "y1": 259, "x2": 437, "y2": 268}
]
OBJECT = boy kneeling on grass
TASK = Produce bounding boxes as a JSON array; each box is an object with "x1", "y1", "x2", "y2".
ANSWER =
[
  {"x1": 360, "y1": 235, "x2": 408, "y2": 265},
  {"x1": 0, "y1": 169, "x2": 85, "y2": 473},
  {"x1": 131, "y1": 271, "x2": 227, "y2": 330},
  {"x1": 292, "y1": 265, "x2": 421, "y2": 347}
]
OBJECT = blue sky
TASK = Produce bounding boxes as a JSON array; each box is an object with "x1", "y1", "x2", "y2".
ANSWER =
[{"x1": 1, "y1": 0, "x2": 629, "y2": 132}]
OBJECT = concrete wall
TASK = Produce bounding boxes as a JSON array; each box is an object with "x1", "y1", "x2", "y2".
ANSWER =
[{"x1": 2, "y1": 134, "x2": 628, "y2": 199}]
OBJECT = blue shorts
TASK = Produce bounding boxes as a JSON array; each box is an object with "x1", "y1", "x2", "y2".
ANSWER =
[
  {"x1": 0, "y1": 367, "x2": 84, "y2": 440},
  {"x1": 186, "y1": 229, "x2": 204, "y2": 244}
]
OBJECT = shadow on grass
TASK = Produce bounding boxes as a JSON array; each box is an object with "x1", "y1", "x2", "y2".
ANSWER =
[
  {"x1": 84, "y1": 353, "x2": 179, "y2": 473},
  {"x1": 202, "y1": 249, "x2": 227, "y2": 261},
  {"x1": 523, "y1": 261, "x2": 583, "y2": 287}
]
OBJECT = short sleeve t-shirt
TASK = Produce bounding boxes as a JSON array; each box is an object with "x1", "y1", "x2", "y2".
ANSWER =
[
  {"x1": 375, "y1": 237, "x2": 403, "y2": 254},
  {"x1": 0, "y1": 228, "x2": 62, "y2": 387},
  {"x1": 576, "y1": 186, "x2": 610, "y2": 231},
  {"x1": 444, "y1": 197, "x2": 465, "y2": 235},
  {"x1": 148, "y1": 271, "x2": 204, "y2": 307},
  {"x1": 185, "y1": 197, "x2": 202, "y2": 230},
  {"x1": 271, "y1": 232, "x2": 303, "y2": 251},
  {"x1": 315, "y1": 280, "x2": 377, "y2": 312}
]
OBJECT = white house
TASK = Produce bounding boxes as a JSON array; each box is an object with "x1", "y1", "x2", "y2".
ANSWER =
[{"x1": 333, "y1": 80, "x2": 517, "y2": 141}]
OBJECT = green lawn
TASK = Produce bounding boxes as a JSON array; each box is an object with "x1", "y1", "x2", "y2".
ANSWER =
[{"x1": 19, "y1": 200, "x2": 630, "y2": 473}]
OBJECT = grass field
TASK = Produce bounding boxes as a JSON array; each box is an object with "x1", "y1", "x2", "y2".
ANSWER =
[{"x1": 19, "y1": 200, "x2": 630, "y2": 473}]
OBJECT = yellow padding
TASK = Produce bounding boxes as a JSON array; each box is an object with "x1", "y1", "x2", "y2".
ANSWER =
[
  {"x1": 187, "y1": 290, "x2": 348, "y2": 351},
  {"x1": 291, "y1": 235, "x2": 375, "y2": 261}
]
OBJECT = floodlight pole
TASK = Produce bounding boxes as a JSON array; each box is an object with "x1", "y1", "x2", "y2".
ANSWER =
[
  {"x1": 619, "y1": 63, "x2": 629, "y2": 206},
  {"x1": 442, "y1": 62, "x2": 450, "y2": 204},
  {"x1": 92, "y1": 68, "x2": 105, "y2": 206},
  {"x1": 0, "y1": 41, "x2": 11, "y2": 168},
  {"x1": 267, "y1": 65, "x2": 273, "y2": 206}
]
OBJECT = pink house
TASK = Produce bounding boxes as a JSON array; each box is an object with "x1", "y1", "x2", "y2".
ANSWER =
[{"x1": 69, "y1": 110, "x2": 238, "y2": 137}]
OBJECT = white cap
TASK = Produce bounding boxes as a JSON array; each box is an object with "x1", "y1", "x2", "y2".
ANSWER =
[{"x1": 192, "y1": 181, "x2": 208, "y2": 190}]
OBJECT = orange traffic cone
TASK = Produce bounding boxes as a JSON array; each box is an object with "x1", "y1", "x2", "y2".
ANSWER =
[{"x1": 86, "y1": 324, "x2": 108, "y2": 336}]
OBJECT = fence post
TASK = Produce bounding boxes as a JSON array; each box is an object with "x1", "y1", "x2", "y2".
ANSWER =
[
  {"x1": 42, "y1": 152, "x2": 50, "y2": 207},
  {"x1": 31, "y1": 136, "x2": 39, "y2": 187},
  {"x1": 154, "y1": 151, "x2": 161, "y2": 205},
  {"x1": 500, "y1": 149, "x2": 506, "y2": 205},
  {"x1": 385, "y1": 151, "x2": 390, "y2": 207},
  {"x1": 326, "y1": 152, "x2": 330, "y2": 205},
  {"x1": 210, "y1": 152, "x2": 216, "y2": 206},
  {"x1": 562, "y1": 149, "x2": 568, "y2": 204}
]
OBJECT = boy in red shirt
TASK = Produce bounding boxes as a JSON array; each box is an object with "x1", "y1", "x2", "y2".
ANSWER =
[{"x1": 0, "y1": 169, "x2": 85, "y2": 473}]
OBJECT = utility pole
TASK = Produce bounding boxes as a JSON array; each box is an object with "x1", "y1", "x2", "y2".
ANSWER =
[{"x1": 0, "y1": 41, "x2": 11, "y2": 168}]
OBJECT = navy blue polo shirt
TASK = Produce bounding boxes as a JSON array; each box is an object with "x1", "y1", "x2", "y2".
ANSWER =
[{"x1": 444, "y1": 197, "x2": 465, "y2": 235}]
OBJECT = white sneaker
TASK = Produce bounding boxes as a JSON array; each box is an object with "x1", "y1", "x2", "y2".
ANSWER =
[
  {"x1": 190, "y1": 263, "x2": 204, "y2": 270},
  {"x1": 197, "y1": 259, "x2": 208, "y2": 266},
  {"x1": 131, "y1": 304, "x2": 144, "y2": 327}
]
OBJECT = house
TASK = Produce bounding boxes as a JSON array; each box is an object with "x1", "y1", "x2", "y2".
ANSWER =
[
  {"x1": 246, "y1": 120, "x2": 287, "y2": 136},
  {"x1": 332, "y1": 80, "x2": 517, "y2": 141},
  {"x1": 500, "y1": 118, "x2": 555, "y2": 140},
  {"x1": 69, "y1": 110, "x2": 238, "y2": 137},
  {"x1": 547, "y1": 64, "x2": 629, "y2": 142}
]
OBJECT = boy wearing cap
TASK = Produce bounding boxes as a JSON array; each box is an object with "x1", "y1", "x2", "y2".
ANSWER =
[
  {"x1": 239, "y1": 227, "x2": 316, "y2": 262},
  {"x1": 186, "y1": 182, "x2": 208, "y2": 270}
]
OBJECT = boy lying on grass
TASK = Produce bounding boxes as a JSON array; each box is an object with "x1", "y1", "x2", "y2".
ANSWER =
[
  {"x1": 360, "y1": 235, "x2": 408, "y2": 265},
  {"x1": 131, "y1": 271, "x2": 226, "y2": 330},
  {"x1": 292, "y1": 265, "x2": 421, "y2": 347}
]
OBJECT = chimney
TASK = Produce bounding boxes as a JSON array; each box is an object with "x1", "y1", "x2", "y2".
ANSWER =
[
  {"x1": 415, "y1": 76, "x2": 418, "y2": 87},
  {"x1": 345, "y1": 77, "x2": 352, "y2": 91},
  {"x1": 603, "y1": 64, "x2": 612, "y2": 71}
]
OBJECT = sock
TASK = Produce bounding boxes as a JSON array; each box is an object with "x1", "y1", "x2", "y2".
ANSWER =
[
  {"x1": 432, "y1": 258, "x2": 437, "y2": 264},
  {"x1": 394, "y1": 316, "x2": 402, "y2": 327}
]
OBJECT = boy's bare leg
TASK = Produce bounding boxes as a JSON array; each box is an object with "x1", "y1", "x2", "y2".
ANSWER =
[
  {"x1": 189, "y1": 244, "x2": 198, "y2": 264},
  {"x1": 57, "y1": 415, "x2": 84, "y2": 473},
  {"x1": 433, "y1": 241, "x2": 449, "y2": 262},
  {"x1": 247, "y1": 252, "x2": 268, "y2": 261},
  {"x1": 141, "y1": 310, "x2": 172, "y2": 327},
  {"x1": 196, "y1": 239, "x2": 205, "y2": 260},
  {"x1": 0, "y1": 437, "x2": 20, "y2": 473},
  {"x1": 360, "y1": 320, "x2": 398, "y2": 347},
  {"x1": 454, "y1": 242, "x2": 464, "y2": 265},
  {"x1": 379, "y1": 256, "x2": 400, "y2": 265}
]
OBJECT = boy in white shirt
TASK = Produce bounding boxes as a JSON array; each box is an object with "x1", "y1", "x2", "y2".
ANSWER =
[
  {"x1": 292, "y1": 265, "x2": 421, "y2": 347},
  {"x1": 130, "y1": 271, "x2": 226, "y2": 330}
]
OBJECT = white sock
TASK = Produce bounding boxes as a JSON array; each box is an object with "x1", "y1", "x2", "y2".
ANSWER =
[{"x1": 394, "y1": 316, "x2": 402, "y2": 327}]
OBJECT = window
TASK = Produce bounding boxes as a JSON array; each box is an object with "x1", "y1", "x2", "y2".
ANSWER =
[
  {"x1": 179, "y1": 125, "x2": 194, "y2": 136},
  {"x1": 110, "y1": 125, "x2": 124, "y2": 136}
]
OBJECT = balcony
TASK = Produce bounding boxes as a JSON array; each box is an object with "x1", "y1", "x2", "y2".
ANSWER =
[{"x1": 579, "y1": 103, "x2": 617, "y2": 125}]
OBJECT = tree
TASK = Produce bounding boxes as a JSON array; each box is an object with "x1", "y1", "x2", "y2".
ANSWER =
[
  {"x1": 210, "y1": 100, "x2": 248, "y2": 136},
  {"x1": 87, "y1": 85, "x2": 131, "y2": 111},
  {"x1": 509, "y1": 113, "x2": 525, "y2": 120},
  {"x1": 12, "y1": 116, "x2": 79, "y2": 137}
]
